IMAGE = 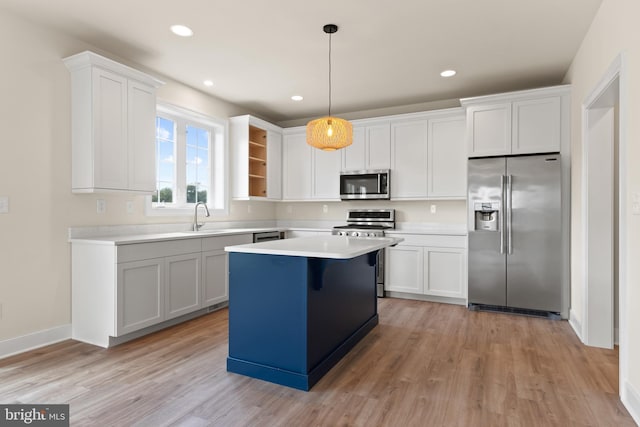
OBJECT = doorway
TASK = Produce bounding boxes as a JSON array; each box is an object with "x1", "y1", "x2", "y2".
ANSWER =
[{"x1": 581, "y1": 53, "x2": 627, "y2": 397}]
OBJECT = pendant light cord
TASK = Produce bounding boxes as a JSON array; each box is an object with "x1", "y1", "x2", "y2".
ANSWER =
[{"x1": 328, "y1": 31, "x2": 332, "y2": 118}]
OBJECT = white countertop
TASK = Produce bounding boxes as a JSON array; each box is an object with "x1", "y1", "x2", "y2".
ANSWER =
[
  {"x1": 69, "y1": 228, "x2": 281, "y2": 245},
  {"x1": 225, "y1": 235, "x2": 403, "y2": 259},
  {"x1": 389, "y1": 224, "x2": 467, "y2": 236}
]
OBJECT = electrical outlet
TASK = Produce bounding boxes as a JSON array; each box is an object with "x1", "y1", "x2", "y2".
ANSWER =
[
  {"x1": 247, "y1": 204, "x2": 252, "y2": 214},
  {"x1": 126, "y1": 201, "x2": 134, "y2": 214},
  {"x1": 633, "y1": 192, "x2": 640, "y2": 215},
  {"x1": 430, "y1": 204, "x2": 437, "y2": 214},
  {"x1": 0, "y1": 196, "x2": 8, "y2": 214},
  {"x1": 322, "y1": 205, "x2": 328, "y2": 214},
  {"x1": 97, "y1": 199, "x2": 106, "y2": 214}
]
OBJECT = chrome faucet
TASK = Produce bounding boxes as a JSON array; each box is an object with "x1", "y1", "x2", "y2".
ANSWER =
[{"x1": 193, "y1": 202, "x2": 210, "y2": 231}]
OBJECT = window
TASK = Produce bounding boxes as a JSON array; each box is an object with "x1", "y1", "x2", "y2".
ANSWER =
[{"x1": 147, "y1": 103, "x2": 228, "y2": 215}]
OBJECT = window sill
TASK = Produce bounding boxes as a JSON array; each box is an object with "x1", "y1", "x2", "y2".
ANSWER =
[{"x1": 144, "y1": 203, "x2": 229, "y2": 217}]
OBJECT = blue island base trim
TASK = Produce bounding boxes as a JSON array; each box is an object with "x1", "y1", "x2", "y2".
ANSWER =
[{"x1": 227, "y1": 314, "x2": 379, "y2": 391}]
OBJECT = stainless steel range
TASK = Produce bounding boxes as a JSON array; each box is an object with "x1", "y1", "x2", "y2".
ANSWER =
[{"x1": 332, "y1": 209, "x2": 395, "y2": 297}]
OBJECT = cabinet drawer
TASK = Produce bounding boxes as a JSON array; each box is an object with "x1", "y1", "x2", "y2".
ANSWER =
[
  {"x1": 117, "y1": 239, "x2": 202, "y2": 263},
  {"x1": 386, "y1": 233, "x2": 467, "y2": 248},
  {"x1": 202, "y1": 234, "x2": 253, "y2": 252}
]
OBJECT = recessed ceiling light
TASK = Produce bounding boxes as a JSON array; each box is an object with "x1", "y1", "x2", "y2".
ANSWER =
[
  {"x1": 203, "y1": 80, "x2": 214, "y2": 87},
  {"x1": 291, "y1": 95, "x2": 304, "y2": 101},
  {"x1": 440, "y1": 69, "x2": 457, "y2": 78},
  {"x1": 170, "y1": 25, "x2": 194, "y2": 37}
]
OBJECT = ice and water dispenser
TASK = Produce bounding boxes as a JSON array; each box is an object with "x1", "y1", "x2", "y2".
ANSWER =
[{"x1": 473, "y1": 202, "x2": 500, "y2": 231}]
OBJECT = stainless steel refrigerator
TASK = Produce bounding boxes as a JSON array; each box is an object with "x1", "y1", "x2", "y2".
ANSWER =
[{"x1": 467, "y1": 154, "x2": 562, "y2": 314}]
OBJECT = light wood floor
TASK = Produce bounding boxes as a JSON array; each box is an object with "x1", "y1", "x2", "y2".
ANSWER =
[{"x1": 0, "y1": 298, "x2": 634, "y2": 426}]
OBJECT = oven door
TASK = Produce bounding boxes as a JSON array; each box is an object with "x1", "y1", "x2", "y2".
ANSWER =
[{"x1": 340, "y1": 171, "x2": 389, "y2": 200}]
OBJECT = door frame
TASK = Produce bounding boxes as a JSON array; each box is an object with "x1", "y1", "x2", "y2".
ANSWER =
[{"x1": 579, "y1": 52, "x2": 627, "y2": 396}]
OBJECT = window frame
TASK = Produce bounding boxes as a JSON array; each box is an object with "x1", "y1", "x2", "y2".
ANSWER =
[{"x1": 145, "y1": 102, "x2": 229, "y2": 217}]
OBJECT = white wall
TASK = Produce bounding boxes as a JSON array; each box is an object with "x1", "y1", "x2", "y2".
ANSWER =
[
  {"x1": 277, "y1": 200, "x2": 466, "y2": 225},
  {"x1": 0, "y1": 7, "x2": 466, "y2": 345},
  {"x1": 563, "y1": 0, "x2": 640, "y2": 417},
  {"x1": 0, "y1": 9, "x2": 275, "y2": 342}
]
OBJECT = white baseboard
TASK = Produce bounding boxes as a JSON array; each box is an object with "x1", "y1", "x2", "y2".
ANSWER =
[
  {"x1": 622, "y1": 380, "x2": 640, "y2": 425},
  {"x1": 0, "y1": 324, "x2": 71, "y2": 360},
  {"x1": 568, "y1": 308, "x2": 583, "y2": 342}
]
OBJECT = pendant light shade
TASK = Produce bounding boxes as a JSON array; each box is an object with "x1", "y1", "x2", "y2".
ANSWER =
[
  {"x1": 307, "y1": 24, "x2": 353, "y2": 151},
  {"x1": 306, "y1": 116, "x2": 353, "y2": 151}
]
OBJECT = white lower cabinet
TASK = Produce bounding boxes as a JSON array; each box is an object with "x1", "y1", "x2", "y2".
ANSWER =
[
  {"x1": 201, "y1": 233, "x2": 253, "y2": 307},
  {"x1": 117, "y1": 259, "x2": 164, "y2": 336},
  {"x1": 385, "y1": 245, "x2": 424, "y2": 294},
  {"x1": 115, "y1": 239, "x2": 201, "y2": 336},
  {"x1": 202, "y1": 250, "x2": 228, "y2": 306},
  {"x1": 165, "y1": 253, "x2": 201, "y2": 320},
  {"x1": 385, "y1": 234, "x2": 467, "y2": 302},
  {"x1": 423, "y1": 248, "x2": 466, "y2": 298},
  {"x1": 72, "y1": 233, "x2": 253, "y2": 348}
]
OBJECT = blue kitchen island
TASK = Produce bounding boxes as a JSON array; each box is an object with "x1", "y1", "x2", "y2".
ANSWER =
[{"x1": 224, "y1": 235, "x2": 402, "y2": 391}]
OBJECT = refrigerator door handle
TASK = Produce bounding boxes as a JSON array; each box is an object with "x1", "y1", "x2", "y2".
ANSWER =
[
  {"x1": 507, "y1": 175, "x2": 513, "y2": 254},
  {"x1": 500, "y1": 175, "x2": 506, "y2": 254}
]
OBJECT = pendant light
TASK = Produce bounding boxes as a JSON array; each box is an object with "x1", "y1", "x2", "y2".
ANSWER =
[{"x1": 306, "y1": 24, "x2": 353, "y2": 151}]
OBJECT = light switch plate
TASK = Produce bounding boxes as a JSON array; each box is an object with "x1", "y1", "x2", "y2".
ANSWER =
[
  {"x1": 0, "y1": 196, "x2": 8, "y2": 214},
  {"x1": 632, "y1": 192, "x2": 640, "y2": 215},
  {"x1": 430, "y1": 204, "x2": 437, "y2": 214},
  {"x1": 322, "y1": 205, "x2": 328, "y2": 214},
  {"x1": 97, "y1": 199, "x2": 106, "y2": 214}
]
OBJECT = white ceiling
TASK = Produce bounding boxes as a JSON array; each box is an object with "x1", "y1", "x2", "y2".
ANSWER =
[{"x1": 1, "y1": 0, "x2": 602, "y2": 123}]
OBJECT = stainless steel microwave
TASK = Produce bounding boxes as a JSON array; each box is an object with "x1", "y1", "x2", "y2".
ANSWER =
[{"x1": 339, "y1": 170, "x2": 390, "y2": 200}]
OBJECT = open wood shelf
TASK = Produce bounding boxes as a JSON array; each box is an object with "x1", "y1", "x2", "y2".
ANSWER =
[{"x1": 248, "y1": 125, "x2": 268, "y2": 197}]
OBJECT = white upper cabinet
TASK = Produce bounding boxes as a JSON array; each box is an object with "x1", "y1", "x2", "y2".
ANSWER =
[
  {"x1": 390, "y1": 110, "x2": 466, "y2": 200},
  {"x1": 282, "y1": 128, "x2": 341, "y2": 200},
  {"x1": 282, "y1": 110, "x2": 466, "y2": 201},
  {"x1": 390, "y1": 119, "x2": 429, "y2": 199},
  {"x1": 462, "y1": 85, "x2": 569, "y2": 157},
  {"x1": 465, "y1": 103, "x2": 512, "y2": 157},
  {"x1": 230, "y1": 115, "x2": 283, "y2": 200},
  {"x1": 266, "y1": 130, "x2": 283, "y2": 200},
  {"x1": 282, "y1": 130, "x2": 312, "y2": 200},
  {"x1": 64, "y1": 51, "x2": 163, "y2": 194},
  {"x1": 512, "y1": 97, "x2": 561, "y2": 154},
  {"x1": 312, "y1": 149, "x2": 341, "y2": 200},
  {"x1": 342, "y1": 126, "x2": 365, "y2": 171},
  {"x1": 128, "y1": 80, "x2": 157, "y2": 192},
  {"x1": 342, "y1": 121, "x2": 390, "y2": 171},
  {"x1": 366, "y1": 123, "x2": 392, "y2": 170},
  {"x1": 428, "y1": 115, "x2": 467, "y2": 198}
]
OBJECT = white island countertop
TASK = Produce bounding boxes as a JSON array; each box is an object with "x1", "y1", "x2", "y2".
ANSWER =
[{"x1": 225, "y1": 235, "x2": 403, "y2": 259}]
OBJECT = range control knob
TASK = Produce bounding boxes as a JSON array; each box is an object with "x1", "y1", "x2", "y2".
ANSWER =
[{"x1": 351, "y1": 231, "x2": 359, "y2": 237}]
